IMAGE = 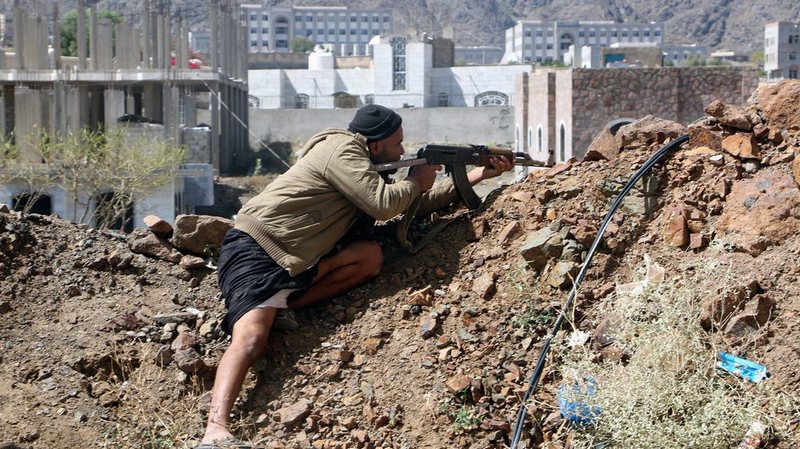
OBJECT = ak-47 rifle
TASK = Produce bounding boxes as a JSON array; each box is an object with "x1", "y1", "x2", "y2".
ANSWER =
[
  {"x1": 374, "y1": 144, "x2": 547, "y2": 210},
  {"x1": 373, "y1": 144, "x2": 547, "y2": 252}
]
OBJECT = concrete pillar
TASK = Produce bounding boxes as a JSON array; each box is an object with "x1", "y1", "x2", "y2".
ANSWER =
[
  {"x1": 220, "y1": 85, "x2": 230, "y2": 174},
  {"x1": 14, "y1": 89, "x2": 47, "y2": 163},
  {"x1": 78, "y1": 0, "x2": 87, "y2": 69},
  {"x1": 183, "y1": 91, "x2": 197, "y2": 127},
  {"x1": 13, "y1": 0, "x2": 23, "y2": 69},
  {"x1": 53, "y1": 4, "x2": 62, "y2": 70},
  {"x1": 90, "y1": 4, "x2": 98, "y2": 70},
  {"x1": 156, "y1": 10, "x2": 164, "y2": 69},
  {"x1": 96, "y1": 18, "x2": 113, "y2": 69},
  {"x1": 142, "y1": 0, "x2": 151, "y2": 68},
  {"x1": 143, "y1": 84, "x2": 162, "y2": 122},
  {"x1": 104, "y1": 89, "x2": 126, "y2": 128},
  {"x1": 241, "y1": 88, "x2": 249, "y2": 152},
  {"x1": 126, "y1": 88, "x2": 135, "y2": 115},
  {"x1": 210, "y1": 0, "x2": 219, "y2": 72},
  {"x1": 64, "y1": 86, "x2": 88, "y2": 133},
  {"x1": 176, "y1": 19, "x2": 185, "y2": 69},
  {"x1": 0, "y1": 86, "x2": 12, "y2": 138},
  {"x1": 210, "y1": 83, "x2": 220, "y2": 173},
  {"x1": 162, "y1": 5, "x2": 171, "y2": 70}
]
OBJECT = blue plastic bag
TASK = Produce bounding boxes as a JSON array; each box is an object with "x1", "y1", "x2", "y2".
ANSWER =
[
  {"x1": 557, "y1": 375, "x2": 602, "y2": 425},
  {"x1": 717, "y1": 352, "x2": 768, "y2": 382}
]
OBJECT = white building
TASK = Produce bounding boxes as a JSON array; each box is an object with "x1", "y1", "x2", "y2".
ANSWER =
[
  {"x1": 502, "y1": 20, "x2": 663, "y2": 64},
  {"x1": 238, "y1": 3, "x2": 392, "y2": 56},
  {"x1": 765, "y1": 21, "x2": 800, "y2": 81},
  {"x1": 662, "y1": 44, "x2": 708, "y2": 66},
  {"x1": 455, "y1": 46, "x2": 504, "y2": 65},
  {"x1": 248, "y1": 36, "x2": 531, "y2": 110}
]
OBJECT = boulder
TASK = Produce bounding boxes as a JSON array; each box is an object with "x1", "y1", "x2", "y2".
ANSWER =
[
  {"x1": 617, "y1": 115, "x2": 686, "y2": 149},
  {"x1": 171, "y1": 214, "x2": 233, "y2": 256},
  {"x1": 143, "y1": 215, "x2": 173, "y2": 237},
  {"x1": 583, "y1": 126, "x2": 621, "y2": 161},
  {"x1": 704, "y1": 100, "x2": 752, "y2": 131},
  {"x1": 721, "y1": 133, "x2": 761, "y2": 159},
  {"x1": 687, "y1": 126, "x2": 723, "y2": 152},
  {"x1": 127, "y1": 228, "x2": 182, "y2": 263},
  {"x1": 749, "y1": 79, "x2": 800, "y2": 131},
  {"x1": 519, "y1": 226, "x2": 567, "y2": 271}
]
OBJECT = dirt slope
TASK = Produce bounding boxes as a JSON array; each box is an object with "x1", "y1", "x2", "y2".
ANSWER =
[{"x1": 1, "y1": 81, "x2": 799, "y2": 449}]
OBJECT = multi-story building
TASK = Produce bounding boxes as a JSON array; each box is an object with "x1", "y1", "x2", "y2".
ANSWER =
[
  {"x1": 764, "y1": 21, "x2": 799, "y2": 81},
  {"x1": 238, "y1": 4, "x2": 392, "y2": 56},
  {"x1": 502, "y1": 20, "x2": 663, "y2": 64},
  {"x1": 662, "y1": 44, "x2": 708, "y2": 66},
  {"x1": 0, "y1": 14, "x2": 6, "y2": 47},
  {"x1": 454, "y1": 46, "x2": 504, "y2": 65}
]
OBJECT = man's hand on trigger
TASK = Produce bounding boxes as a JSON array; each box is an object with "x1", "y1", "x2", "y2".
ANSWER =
[{"x1": 409, "y1": 164, "x2": 441, "y2": 192}]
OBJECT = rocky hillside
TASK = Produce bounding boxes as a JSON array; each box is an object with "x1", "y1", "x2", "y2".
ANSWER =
[
  {"x1": 1, "y1": 80, "x2": 799, "y2": 448},
  {"x1": 4, "y1": 0, "x2": 798, "y2": 54}
]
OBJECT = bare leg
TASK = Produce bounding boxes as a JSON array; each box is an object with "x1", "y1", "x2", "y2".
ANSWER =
[
  {"x1": 289, "y1": 240, "x2": 383, "y2": 309},
  {"x1": 202, "y1": 308, "x2": 276, "y2": 444}
]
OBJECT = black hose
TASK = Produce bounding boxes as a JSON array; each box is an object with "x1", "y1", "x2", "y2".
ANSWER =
[{"x1": 509, "y1": 135, "x2": 689, "y2": 448}]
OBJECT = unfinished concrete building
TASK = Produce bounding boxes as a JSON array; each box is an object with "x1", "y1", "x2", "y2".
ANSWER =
[{"x1": 0, "y1": 0, "x2": 249, "y2": 228}]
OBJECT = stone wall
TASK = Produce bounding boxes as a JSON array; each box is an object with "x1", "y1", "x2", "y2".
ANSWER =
[{"x1": 564, "y1": 66, "x2": 759, "y2": 159}]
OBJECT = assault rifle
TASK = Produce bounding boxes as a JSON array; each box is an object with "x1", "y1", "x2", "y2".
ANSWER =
[
  {"x1": 374, "y1": 144, "x2": 547, "y2": 210},
  {"x1": 373, "y1": 144, "x2": 547, "y2": 252}
]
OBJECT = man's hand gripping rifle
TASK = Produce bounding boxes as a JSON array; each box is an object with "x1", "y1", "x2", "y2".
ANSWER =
[{"x1": 373, "y1": 144, "x2": 546, "y2": 252}]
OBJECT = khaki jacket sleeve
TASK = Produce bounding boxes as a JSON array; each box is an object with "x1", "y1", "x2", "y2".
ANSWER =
[
  {"x1": 415, "y1": 177, "x2": 459, "y2": 217},
  {"x1": 323, "y1": 142, "x2": 422, "y2": 221}
]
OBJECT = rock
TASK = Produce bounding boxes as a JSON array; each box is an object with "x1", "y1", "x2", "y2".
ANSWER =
[
  {"x1": 171, "y1": 330, "x2": 198, "y2": 351},
  {"x1": 464, "y1": 217, "x2": 487, "y2": 242},
  {"x1": 715, "y1": 170, "x2": 800, "y2": 255},
  {"x1": 704, "y1": 100, "x2": 752, "y2": 131},
  {"x1": 173, "y1": 348, "x2": 206, "y2": 373},
  {"x1": 152, "y1": 312, "x2": 197, "y2": 325},
  {"x1": 127, "y1": 228, "x2": 183, "y2": 263},
  {"x1": 519, "y1": 226, "x2": 566, "y2": 271},
  {"x1": 0, "y1": 204, "x2": 9, "y2": 213},
  {"x1": 687, "y1": 126, "x2": 723, "y2": 152},
  {"x1": 583, "y1": 126, "x2": 621, "y2": 161},
  {"x1": 750, "y1": 79, "x2": 800, "y2": 130},
  {"x1": 445, "y1": 374, "x2": 472, "y2": 394},
  {"x1": 724, "y1": 295, "x2": 777, "y2": 337},
  {"x1": 545, "y1": 261, "x2": 579, "y2": 289},
  {"x1": 618, "y1": 115, "x2": 686, "y2": 148},
  {"x1": 171, "y1": 214, "x2": 233, "y2": 257},
  {"x1": 497, "y1": 220, "x2": 522, "y2": 245},
  {"x1": 721, "y1": 134, "x2": 760, "y2": 160},
  {"x1": 362, "y1": 337, "x2": 382, "y2": 355},
  {"x1": 275, "y1": 400, "x2": 312, "y2": 428},
  {"x1": 351, "y1": 430, "x2": 369, "y2": 444},
  {"x1": 471, "y1": 272, "x2": 497, "y2": 299},
  {"x1": 700, "y1": 281, "x2": 760, "y2": 330},
  {"x1": 420, "y1": 315, "x2": 438, "y2": 339},
  {"x1": 154, "y1": 345, "x2": 174, "y2": 367},
  {"x1": 544, "y1": 158, "x2": 576, "y2": 177},
  {"x1": 179, "y1": 255, "x2": 207, "y2": 270},
  {"x1": 663, "y1": 208, "x2": 688, "y2": 248},
  {"x1": 689, "y1": 233, "x2": 707, "y2": 250},
  {"x1": 143, "y1": 215, "x2": 173, "y2": 237},
  {"x1": 794, "y1": 149, "x2": 800, "y2": 187}
]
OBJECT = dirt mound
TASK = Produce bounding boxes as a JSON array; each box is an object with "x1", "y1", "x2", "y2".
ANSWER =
[{"x1": 1, "y1": 80, "x2": 799, "y2": 449}]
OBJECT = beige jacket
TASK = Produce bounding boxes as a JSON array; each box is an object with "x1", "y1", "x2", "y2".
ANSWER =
[{"x1": 235, "y1": 128, "x2": 457, "y2": 276}]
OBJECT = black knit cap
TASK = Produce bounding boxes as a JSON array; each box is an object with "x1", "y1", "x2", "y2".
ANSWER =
[{"x1": 348, "y1": 105, "x2": 402, "y2": 142}]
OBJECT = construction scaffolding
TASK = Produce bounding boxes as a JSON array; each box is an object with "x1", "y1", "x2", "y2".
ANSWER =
[{"x1": 0, "y1": 0, "x2": 249, "y2": 175}]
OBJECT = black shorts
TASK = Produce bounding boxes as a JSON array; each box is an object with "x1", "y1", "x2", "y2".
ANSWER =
[{"x1": 217, "y1": 229, "x2": 317, "y2": 335}]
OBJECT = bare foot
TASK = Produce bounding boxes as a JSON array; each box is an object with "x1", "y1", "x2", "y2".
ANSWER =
[{"x1": 201, "y1": 423, "x2": 234, "y2": 445}]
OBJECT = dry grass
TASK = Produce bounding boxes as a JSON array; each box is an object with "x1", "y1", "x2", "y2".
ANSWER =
[{"x1": 551, "y1": 256, "x2": 797, "y2": 449}]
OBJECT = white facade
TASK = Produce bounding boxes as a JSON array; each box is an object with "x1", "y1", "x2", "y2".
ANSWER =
[
  {"x1": 239, "y1": 3, "x2": 391, "y2": 56},
  {"x1": 662, "y1": 44, "x2": 708, "y2": 66},
  {"x1": 765, "y1": 21, "x2": 800, "y2": 81},
  {"x1": 248, "y1": 38, "x2": 531, "y2": 110},
  {"x1": 502, "y1": 20, "x2": 663, "y2": 64}
]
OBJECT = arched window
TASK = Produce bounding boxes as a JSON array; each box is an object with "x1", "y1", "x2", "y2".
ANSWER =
[
  {"x1": 559, "y1": 123, "x2": 566, "y2": 162},
  {"x1": 12, "y1": 192, "x2": 52, "y2": 215},
  {"x1": 474, "y1": 91, "x2": 509, "y2": 107},
  {"x1": 527, "y1": 127, "x2": 533, "y2": 149},
  {"x1": 537, "y1": 125, "x2": 543, "y2": 152}
]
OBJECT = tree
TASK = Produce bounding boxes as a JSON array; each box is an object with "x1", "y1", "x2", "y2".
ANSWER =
[
  {"x1": 1, "y1": 128, "x2": 186, "y2": 231},
  {"x1": 750, "y1": 50, "x2": 764, "y2": 65},
  {"x1": 291, "y1": 36, "x2": 316, "y2": 53},
  {"x1": 60, "y1": 8, "x2": 123, "y2": 57}
]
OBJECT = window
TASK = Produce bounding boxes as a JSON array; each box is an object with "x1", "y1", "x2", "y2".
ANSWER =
[
  {"x1": 789, "y1": 69, "x2": 798, "y2": 79},
  {"x1": 295, "y1": 15, "x2": 303, "y2": 22},
  {"x1": 392, "y1": 37, "x2": 407, "y2": 91},
  {"x1": 611, "y1": 31, "x2": 618, "y2": 37},
  {"x1": 340, "y1": 29, "x2": 346, "y2": 35},
  {"x1": 250, "y1": 27, "x2": 257, "y2": 33},
  {"x1": 789, "y1": 35, "x2": 794, "y2": 44},
  {"x1": 362, "y1": 16, "x2": 369, "y2": 22},
  {"x1": 262, "y1": 14, "x2": 268, "y2": 21},
  {"x1": 437, "y1": 92, "x2": 449, "y2": 107},
  {"x1": 621, "y1": 31, "x2": 628, "y2": 37},
  {"x1": 383, "y1": 16, "x2": 390, "y2": 22},
  {"x1": 276, "y1": 26, "x2": 287, "y2": 34},
  {"x1": 600, "y1": 31, "x2": 606, "y2": 37},
  {"x1": 295, "y1": 94, "x2": 309, "y2": 109},
  {"x1": 276, "y1": 40, "x2": 288, "y2": 48},
  {"x1": 262, "y1": 27, "x2": 268, "y2": 33},
  {"x1": 654, "y1": 30, "x2": 661, "y2": 37},
  {"x1": 350, "y1": 29, "x2": 357, "y2": 35},
  {"x1": 790, "y1": 52, "x2": 797, "y2": 61},
  {"x1": 633, "y1": 30, "x2": 639, "y2": 37},
  {"x1": 527, "y1": 127, "x2": 532, "y2": 148},
  {"x1": 578, "y1": 31, "x2": 585, "y2": 38},
  {"x1": 559, "y1": 124, "x2": 566, "y2": 162},
  {"x1": 328, "y1": 29, "x2": 335, "y2": 35},
  {"x1": 546, "y1": 44, "x2": 553, "y2": 50},
  {"x1": 250, "y1": 40, "x2": 258, "y2": 47},
  {"x1": 249, "y1": 14, "x2": 257, "y2": 21},
  {"x1": 307, "y1": 15, "x2": 313, "y2": 22},
  {"x1": 361, "y1": 29, "x2": 368, "y2": 35},
  {"x1": 537, "y1": 126, "x2": 543, "y2": 152},
  {"x1": 525, "y1": 31, "x2": 532, "y2": 37},
  {"x1": 589, "y1": 31, "x2": 595, "y2": 37},
  {"x1": 372, "y1": 16, "x2": 380, "y2": 22},
  {"x1": 372, "y1": 29, "x2": 379, "y2": 35},
  {"x1": 350, "y1": 16, "x2": 357, "y2": 22},
  {"x1": 474, "y1": 91, "x2": 508, "y2": 106},
  {"x1": 644, "y1": 30, "x2": 650, "y2": 37},
  {"x1": 536, "y1": 31, "x2": 543, "y2": 37}
]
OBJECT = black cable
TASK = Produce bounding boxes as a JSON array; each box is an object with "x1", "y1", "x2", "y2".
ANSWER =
[{"x1": 509, "y1": 134, "x2": 689, "y2": 448}]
